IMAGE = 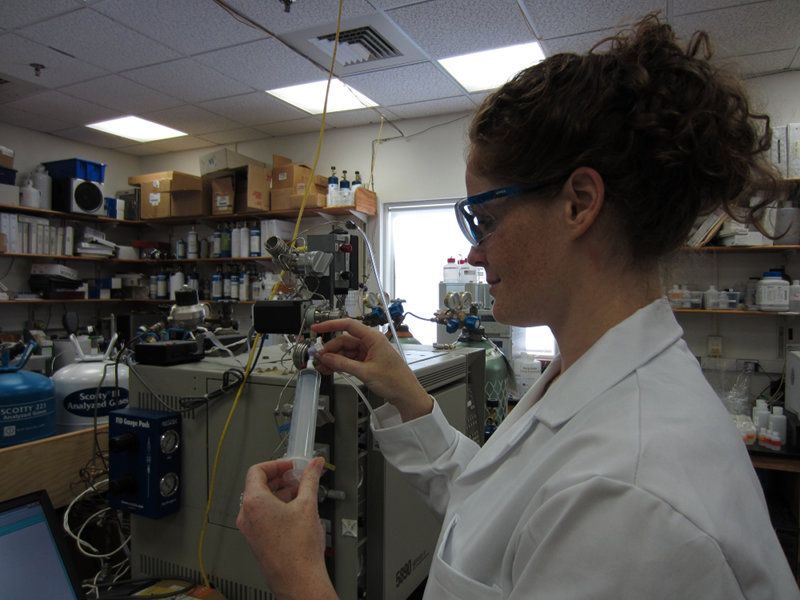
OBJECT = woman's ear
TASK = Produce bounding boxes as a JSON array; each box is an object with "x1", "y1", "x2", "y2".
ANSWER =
[{"x1": 562, "y1": 167, "x2": 604, "y2": 239}]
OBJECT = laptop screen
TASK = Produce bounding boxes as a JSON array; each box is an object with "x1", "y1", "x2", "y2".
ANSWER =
[{"x1": 0, "y1": 490, "x2": 83, "y2": 599}]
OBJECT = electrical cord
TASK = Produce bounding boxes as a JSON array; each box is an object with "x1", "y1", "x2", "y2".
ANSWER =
[{"x1": 197, "y1": 333, "x2": 265, "y2": 589}]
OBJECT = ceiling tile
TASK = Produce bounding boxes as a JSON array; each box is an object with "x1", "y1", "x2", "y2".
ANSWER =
[
  {"x1": 122, "y1": 58, "x2": 254, "y2": 103},
  {"x1": 93, "y1": 0, "x2": 265, "y2": 56},
  {"x1": 521, "y1": 0, "x2": 665, "y2": 40},
  {"x1": 0, "y1": 0, "x2": 85, "y2": 30},
  {"x1": 195, "y1": 38, "x2": 326, "y2": 90},
  {"x1": 0, "y1": 104, "x2": 73, "y2": 132},
  {"x1": 387, "y1": 0, "x2": 534, "y2": 59},
  {"x1": 539, "y1": 27, "x2": 621, "y2": 56},
  {"x1": 385, "y1": 96, "x2": 477, "y2": 120},
  {"x1": 221, "y1": 0, "x2": 378, "y2": 36},
  {"x1": 322, "y1": 107, "x2": 392, "y2": 128},
  {"x1": 671, "y1": 0, "x2": 760, "y2": 16},
  {"x1": 60, "y1": 74, "x2": 183, "y2": 114},
  {"x1": 255, "y1": 117, "x2": 324, "y2": 137},
  {"x1": 140, "y1": 104, "x2": 245, "y2": 135},
  {"x1": 0, "y1": 33, "x2": 108, "y2": 87},
  {"x1": 199, "y1": 127, "x2": 271, "y2": 145},
  {"x1": 117, "y1": 136, "x2": 216, "y2": 155},
  {"x1": 671, "y1": 1, "x2": 800, "y2": 59},
  {"x1": 16, "y1": 8, "x2": 181, "y2": 71},
  {"x1": 343, "y1": 62, "x2": 464, "y2": 105},
  {"x1": 50, "y1": 125, "x2": 134, "y2": 149},
  {"x1": 0, "y1": 72, "x2": 48, "y2": 104},
  {"x1": 200, "y1": 91, "x2": 309, "y2": 125},
  {"x1": 729, "y1": 49, "x2": 798, "y2": 78},
  {"x1": 2, "y1": 90, "x2": 119, "y2": 126}
]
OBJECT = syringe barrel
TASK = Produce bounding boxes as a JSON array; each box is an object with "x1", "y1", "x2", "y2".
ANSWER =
[{"x1": 284, "y1": 368, "x2": 322, "y2": 481}]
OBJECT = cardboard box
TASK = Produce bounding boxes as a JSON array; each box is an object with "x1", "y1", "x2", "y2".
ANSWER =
[
  {"x1": 200, "y1": 148, "x2": 265, "y2": 176},
  {"x1": 0, "y1": 182, "x2": 18, "y2": 207},
  {"x1": 0, "y1": 145, "x2": 14, "y2": 169},
  {"x1": 211, "y1": 176, "x2": 235, "y2": 215},
  {"x1": 327, "y1": 186, "x2": 377, "y2": 215},
  {"x1": 272, "y1": 155, "x2": 326, "y2": 195},
  {"x1": 171, "y1": 191, "x2": 207, "y2": 218},
  {"x1": 203, "y1": 164, "x2": 271, "y2": 214},
  {"x1": 128, "y1": 171, "x2": 203, "y2": 219},
  {"x1": 270, "y1": 188, "x2": 327, "y2": 211}
]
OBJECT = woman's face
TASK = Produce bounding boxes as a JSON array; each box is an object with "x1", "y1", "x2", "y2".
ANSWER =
[{"x1": 465, "y1": 166, "x2": 567, "y2": 328}]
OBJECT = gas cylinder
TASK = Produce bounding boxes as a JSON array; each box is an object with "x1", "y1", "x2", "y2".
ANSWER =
[
  {"x1": 51, "y1": 334, "x2": 129, "y2": 433},
  {"x1": 386, "y1": 324, "x2": 422, "y2": 345},
  {"x1": 456, "y1": 327, "x2": 511, "y2": 425},
  {"x1": 0, "y1": 341, "x2": 56, "y2": 448}
]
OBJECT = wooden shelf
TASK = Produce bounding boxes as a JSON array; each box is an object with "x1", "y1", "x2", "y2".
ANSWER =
[
  {"x1": 0, "y1": 425, "x2": 108, "y2": 508},
  {"x1": 0, "y1": 297, "x2": 258, "y2": 304},
  {"x1": 0, "y1": 253, "x2": 274, "y2": 264}
]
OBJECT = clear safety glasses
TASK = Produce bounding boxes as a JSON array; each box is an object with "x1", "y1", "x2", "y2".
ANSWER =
[{"x1": 455, "y1": 180, "x2": 562, "y2": 247}]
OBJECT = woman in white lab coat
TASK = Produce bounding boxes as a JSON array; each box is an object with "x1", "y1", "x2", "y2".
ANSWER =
[{"x1": 237, "y1": 14, "x2": 799, "y2": 599}]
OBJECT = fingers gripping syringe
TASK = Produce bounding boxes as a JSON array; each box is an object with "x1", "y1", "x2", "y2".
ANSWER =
[{"x1": 284, "y1": 368, "x2": 322, "y2": 483}]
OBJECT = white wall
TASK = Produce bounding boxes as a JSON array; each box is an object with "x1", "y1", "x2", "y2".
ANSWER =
[{"x1": 0, "y1": 122, "x2": 140, "y2": 195}]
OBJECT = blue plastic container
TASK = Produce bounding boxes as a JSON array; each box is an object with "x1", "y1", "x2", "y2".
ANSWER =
[
  {"x1": 42, "y1": 158, "x2": 106, "y2": 183},
  {"x1": 0, "y1": 166, "x2": 17, "y2": 185}
]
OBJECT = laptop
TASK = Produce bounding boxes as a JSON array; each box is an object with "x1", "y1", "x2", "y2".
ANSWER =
[{"x1": 0, "y1": 489, "x2": 84, "y2": 599}]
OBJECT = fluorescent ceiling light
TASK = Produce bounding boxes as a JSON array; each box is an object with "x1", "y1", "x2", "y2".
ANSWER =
[
  {"x1": 86, "y1": 116, "x2": 187, "y2": 142},
  {"x1": 438, "y1": 42, "x2": 545, "y2": 93},
  {"x1": 266, "y1": 79, "x2": 377, "y2": 114}
]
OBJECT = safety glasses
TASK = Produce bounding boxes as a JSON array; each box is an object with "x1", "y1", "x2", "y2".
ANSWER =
[{"x1": 455, "y1": 180, "x2": 562, "y2": 246}]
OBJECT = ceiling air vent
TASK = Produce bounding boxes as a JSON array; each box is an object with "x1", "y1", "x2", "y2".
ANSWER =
[
  {"x1": 311, "y1": 26, "x2": 402, "y2": 67},
  {"x1": 280, "y1": 13, "x2": 425, "y2": 76}
]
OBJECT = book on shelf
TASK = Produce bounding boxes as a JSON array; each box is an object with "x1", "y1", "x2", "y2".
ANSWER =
[{"x1": 686, "y1": 209, "x2": 729, "y2": 247}]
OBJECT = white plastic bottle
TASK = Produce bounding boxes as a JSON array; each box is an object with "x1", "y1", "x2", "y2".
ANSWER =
[
  {"x1": 231, "y1": 224, "x2": 241, "y2": 258},
  {"x1": 790, "y1": 280, "x2": 800, "y2": 312},
  {"x1": 756, "y1": 271, "x2": 789, "y2": 311},
  {"x1": 768, "y1": 405, "x2": 787, "y2": 446},
  {"x1": 240, "y1": 223, "x2": 251, "y2": 258},
  {"x1": 752, "y1": 399, "x2": 770, "y2": 430},
  {"x1": 443, "y1": 257, "x2": 459, "y2": 282},
  {"x1": 459, "y1": 259, "x2": 478, "y2": 283},
  {"x1": 703, "y1": 284, "x2": 719, "y2": 310}
]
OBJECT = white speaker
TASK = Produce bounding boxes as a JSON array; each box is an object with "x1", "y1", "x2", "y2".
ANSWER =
[{"x1": 52, "y1": 178, "x2": 105, "y2": 216}]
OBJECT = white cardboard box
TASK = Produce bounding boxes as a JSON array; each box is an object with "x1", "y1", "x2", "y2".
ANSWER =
[{"x1": 0, "y1": 182, "x2": 18, "y2": 207}]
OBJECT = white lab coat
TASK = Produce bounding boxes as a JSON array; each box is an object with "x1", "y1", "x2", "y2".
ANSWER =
[{"x1": 372, "y1": 299, "x2": 799, "y2": 599}]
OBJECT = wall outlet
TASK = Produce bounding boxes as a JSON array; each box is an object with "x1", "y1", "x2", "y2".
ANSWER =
[{"x1": 708, "y1": 335, "x2": 723, "y2": 357}]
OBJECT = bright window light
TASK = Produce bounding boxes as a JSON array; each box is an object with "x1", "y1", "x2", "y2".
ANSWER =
[
  {"x1": 86, "y1": 116, "x2": 186, "y2": 142},
  {"x1": 438, "y1": 42, "x2": 545, "y2": 92},
  {"x1": 266, "y1": 79, "x2": 377, "y2": 114}
]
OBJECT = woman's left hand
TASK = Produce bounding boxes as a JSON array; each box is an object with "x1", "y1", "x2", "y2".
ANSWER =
[{"x1": 236, "y1": 457, "x2": 338, "y2": 599}]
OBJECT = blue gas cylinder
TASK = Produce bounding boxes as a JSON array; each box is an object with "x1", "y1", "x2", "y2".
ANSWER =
[{"x1": 0, "y1": 342, "x2": 56, "y2": 448}]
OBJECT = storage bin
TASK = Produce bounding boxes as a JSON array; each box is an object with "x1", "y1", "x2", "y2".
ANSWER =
[
  {"x1": 42, "y1": 158, "x2": 106, "y2": 183},
  {"x1": 0, "y1": 166, "x2": 17, "y2": 185}
]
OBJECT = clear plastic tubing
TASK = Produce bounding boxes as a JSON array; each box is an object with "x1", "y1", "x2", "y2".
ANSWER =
[{"x1": 284, "y1": 368, "x2": 322, "y2": 483}]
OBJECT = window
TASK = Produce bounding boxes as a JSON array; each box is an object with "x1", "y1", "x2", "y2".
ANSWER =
[{"x1": 383, "y1": 199, "x2": 555, "y2": 355}]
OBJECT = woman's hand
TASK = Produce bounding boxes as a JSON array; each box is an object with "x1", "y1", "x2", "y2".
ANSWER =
[
  {"x1": 236, "y1": 457, "x2": 337, "y2": 600},
  {"x1": 311, "y1": 319, "x2": 433, "y2": 421}
]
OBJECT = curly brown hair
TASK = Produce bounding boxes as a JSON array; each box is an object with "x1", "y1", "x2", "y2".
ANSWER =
[{"x1": 468, "y1": 13, "x2": 781, "y2": 263}]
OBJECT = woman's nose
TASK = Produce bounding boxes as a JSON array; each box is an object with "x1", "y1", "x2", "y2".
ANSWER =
[{"x1": 467, "y1": 246, "x2": 484, "y2": 267}]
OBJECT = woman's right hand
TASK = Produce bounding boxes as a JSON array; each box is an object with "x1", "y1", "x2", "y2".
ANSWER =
[{"x1": 311, "y1": 319, "x2": 433, "y2": 422}]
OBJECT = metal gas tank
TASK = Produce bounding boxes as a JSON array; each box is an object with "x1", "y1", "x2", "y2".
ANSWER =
[{"x1": 0, "y1": 342, "x2": 56, "y2": 447}]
